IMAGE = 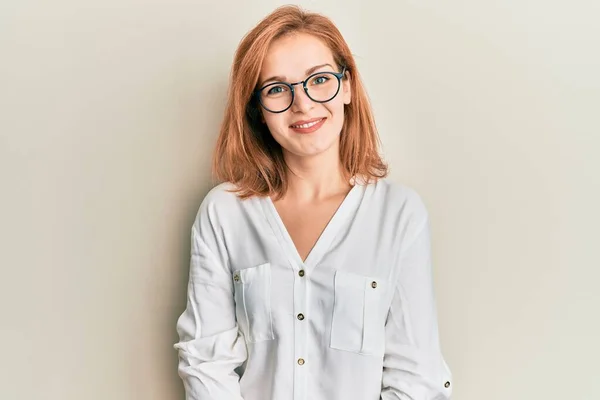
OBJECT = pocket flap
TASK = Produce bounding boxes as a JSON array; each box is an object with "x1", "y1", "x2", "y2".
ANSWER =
[
  {"x1": 334, "y1": 269, "x2": 386, "y2": 292},
  {"x1": 234, "y1": 262, "x2": 270, "y2": 284}
]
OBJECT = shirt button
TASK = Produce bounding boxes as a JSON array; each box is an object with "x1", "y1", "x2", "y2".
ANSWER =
[
  {"x1": 297, "y1": 358, "x2": 305, "y2": 365},
  {"x1": 297, "y1": 313, "x2": 305, "y2": 320},
  {"x1": 298, "y1": 269, "x2": 305, "y2": 277},
  {"x1": 444, "y1": 381, "x2": 451, "y2": 388},
  {"x1": 371, "y1": 281, "x2": 378, "y2": 288},
  {"x1": 234, "y1": 274, "x2": 240, "y2": 282}
]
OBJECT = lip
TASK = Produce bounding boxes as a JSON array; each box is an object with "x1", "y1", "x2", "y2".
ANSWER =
[{"x1": 289, "y1": 117, "x2": 327, "y2": 134}]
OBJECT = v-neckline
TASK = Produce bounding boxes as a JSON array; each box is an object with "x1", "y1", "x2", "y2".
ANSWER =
[{"x1": 261, "y1": 183, "x2": 363, "y2": 271}]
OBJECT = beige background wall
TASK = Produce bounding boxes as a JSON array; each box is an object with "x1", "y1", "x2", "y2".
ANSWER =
[{"x1": 1, "y1": 1, "x2": 598, "y2": 399}]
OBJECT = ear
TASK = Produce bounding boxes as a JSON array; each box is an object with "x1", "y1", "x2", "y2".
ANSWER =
[{"x1": 342, "y1": 70, "x2": 352, "y2": 105}]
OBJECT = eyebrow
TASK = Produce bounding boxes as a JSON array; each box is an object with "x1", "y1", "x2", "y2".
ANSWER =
[{"x1": 259, "y1": 63, "x2": 335, "y2": 88}]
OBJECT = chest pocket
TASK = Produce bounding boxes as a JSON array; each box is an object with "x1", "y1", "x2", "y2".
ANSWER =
[
  {"x1": 330, "y1": 269, "x2": 389, "y2": 356},
  {"x1": 232, "y1": 262, "x2": 275, "y2": 343}
]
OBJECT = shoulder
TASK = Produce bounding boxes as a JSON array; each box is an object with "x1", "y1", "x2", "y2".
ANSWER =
[
  {"x1": 367, "y1": 178, "x2": 431, "y2": 252},
  {"x1": 192, "y1": 181, "x2": 251, "y2": 231},
  {"x1": 201, "y1": 181, "x2": 244, "y2": 208},
  {"x1": 370, "y1": 178, "x2": 429, "y2": 222}
]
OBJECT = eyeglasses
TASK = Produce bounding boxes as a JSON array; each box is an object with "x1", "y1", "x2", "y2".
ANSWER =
[{"x1": 254, "y1": 66, "x2": 347, "y2": 113}]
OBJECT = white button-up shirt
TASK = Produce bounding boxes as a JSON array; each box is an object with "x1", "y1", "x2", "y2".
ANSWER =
[{"x1": 174, "y1": 178, "x2": 453, "y2": 400}]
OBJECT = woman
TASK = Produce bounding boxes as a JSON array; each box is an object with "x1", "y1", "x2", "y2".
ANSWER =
[{"x1": 174, "y1": 5, "x2": 453, "y2": 400}]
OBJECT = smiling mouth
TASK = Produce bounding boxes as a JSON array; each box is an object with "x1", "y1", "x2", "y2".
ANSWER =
[{"x1": 290, "y1": 118, "x2": 325, "y2": 129}]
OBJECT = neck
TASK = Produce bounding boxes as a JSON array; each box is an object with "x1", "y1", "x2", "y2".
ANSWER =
[{"x1": 280, "y1": 144, "x2": 352, "y2": 202}]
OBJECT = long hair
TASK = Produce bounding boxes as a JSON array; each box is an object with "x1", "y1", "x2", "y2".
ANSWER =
[{"x1": 212, "y1": 5, "x2": 388, "y2": 199}]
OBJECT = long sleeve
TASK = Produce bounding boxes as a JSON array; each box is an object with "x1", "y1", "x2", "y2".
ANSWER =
[
  {"x1": 173, "y1": 221, "x2": 248, "y2": 400},
  {"x1": 381, "y1": 216, "x2": 453, "y2": 400}
]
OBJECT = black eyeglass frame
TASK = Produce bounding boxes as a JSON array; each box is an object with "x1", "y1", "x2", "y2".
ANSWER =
[{"x1": 253, "y1": 66, "x2": 347, "y2": 114}]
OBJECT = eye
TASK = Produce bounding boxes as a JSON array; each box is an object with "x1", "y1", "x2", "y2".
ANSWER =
[
  {"x1": 266, "y1": 84, "x2": 288, "y2": 96},
  {"x1": 312, "y1": 75, "x2": 330, "y2": 85}
]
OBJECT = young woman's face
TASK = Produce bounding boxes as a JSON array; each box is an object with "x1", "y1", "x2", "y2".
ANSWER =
[{"x1": 257, "y1": 33, "x2": 351, "y2": 160}]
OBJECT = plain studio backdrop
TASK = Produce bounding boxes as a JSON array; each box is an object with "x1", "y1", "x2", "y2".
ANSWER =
[{"x1": 1, "y1": 1, "x2": 598, "y2": 399}]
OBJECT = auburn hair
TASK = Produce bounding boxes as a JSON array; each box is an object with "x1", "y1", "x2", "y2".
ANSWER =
[{"x1": 212, "y1": 5, "x2": 388, "y2": 199}]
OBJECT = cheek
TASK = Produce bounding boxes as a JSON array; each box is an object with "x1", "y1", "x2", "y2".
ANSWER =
[
  {"x1": 264, "y1": 115, "x2": 285, "y2": 132},
  {"x1": 327, "y1": 101, "x2": 346, "y2": 124},
  {"x1": 263, "y1": 115, "x2": 292, "y2": 144}
]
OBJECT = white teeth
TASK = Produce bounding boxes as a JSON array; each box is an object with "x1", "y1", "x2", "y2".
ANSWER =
[{"x1": 292, "y1": 119, "x2": 322, "y2": 129}]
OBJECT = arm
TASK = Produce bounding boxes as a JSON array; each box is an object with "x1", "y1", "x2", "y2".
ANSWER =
[
  {"x1": 381, "y1": 217, "x2": 453, "y2": 400},
  {"x1": 173, "y1": 221, "x2": 247, "y2": 400}
]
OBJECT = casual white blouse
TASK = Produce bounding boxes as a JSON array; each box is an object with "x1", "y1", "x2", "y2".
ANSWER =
[{"x1": 174, "y1": 178, "x2": 453, "y2": 400}]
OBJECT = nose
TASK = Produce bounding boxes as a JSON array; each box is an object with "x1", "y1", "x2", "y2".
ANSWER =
[{"x1": 290, "y1": 85, "x2": 314, "y2": 114}]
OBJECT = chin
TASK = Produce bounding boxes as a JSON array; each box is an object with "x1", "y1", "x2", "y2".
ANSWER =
[
  {"x1": 273, "y1": 122, "x2": 342, "y2": 157},
  {"x1": 288, "y1": 136, "x2": 339, "y2": 158}
]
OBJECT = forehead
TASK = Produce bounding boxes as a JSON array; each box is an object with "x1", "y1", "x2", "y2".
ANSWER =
[{"x1": 260, "y1": 33, "x2": 335, "y2": 80}]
